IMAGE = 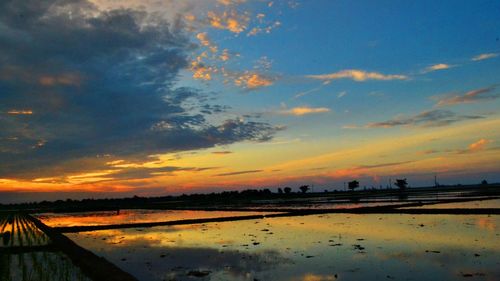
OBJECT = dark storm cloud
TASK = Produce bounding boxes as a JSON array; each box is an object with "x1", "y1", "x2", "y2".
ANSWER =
[
  {"x1": 0, "y1": 0, "x2": 281, "y2": 179},
  {"x1": 367, "y1": 109, "x2": 483, "y2": 128}
]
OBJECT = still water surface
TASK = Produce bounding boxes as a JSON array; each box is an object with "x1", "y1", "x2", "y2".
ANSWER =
[
  {"x1": 67, "y1": 213, "x2": 499, "y2": 281},
  {"x1": 37, "y1": 210, "x2": 277, "y2": 227}
]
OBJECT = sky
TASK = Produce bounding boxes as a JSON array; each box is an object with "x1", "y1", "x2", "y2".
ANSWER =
[{"x1": 1, "y1": 0, "x2": 499, "y2": 203}]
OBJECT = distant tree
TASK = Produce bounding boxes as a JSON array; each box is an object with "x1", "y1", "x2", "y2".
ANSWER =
[
  {"x1": 299, "y1": 185, "x2": 309, "y2": 193},
  {"x1": 481, "y1": 180, "x2": 488, "y2": 185},
  {"x1": 348, "y1": 180, "x2": 359, "y2": 191},
  {"x1": 394, "y1": 179, "x2": 408, "y2": 190},
  {"x1": 262, "y1": 189, "x2": 272, "y2": 195},
  {"x1": 283, "y1": 187, "x2": 292, "y2": 194},
  {"x1": 278, "y1": 188, "x2": 283, "y2": 194}
]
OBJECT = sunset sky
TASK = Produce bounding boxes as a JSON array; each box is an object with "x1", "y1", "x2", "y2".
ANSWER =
[{"x1": 1, "y1": 0, "x2": 499, "y2": 203}]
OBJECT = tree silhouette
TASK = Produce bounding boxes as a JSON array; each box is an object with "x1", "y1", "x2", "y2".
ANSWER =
[
  {"x1": 394, "y1": 179, "x2": 408, "y2": 190},
  {"x1": 278, "y1": 188, "x2": 283, "y2": 194},
  {"x1": 283, "y1": 187, "x2": 292, "y2": 194},
  {"x1": 299, "y1": 185, "x2": 309, "y2": 193},
  {"x1": 481, "y1": 180, "x2": 488, "y2": 185},
  {"x1": 348, "y1": 180, "x2": 359, "y2": 191}
]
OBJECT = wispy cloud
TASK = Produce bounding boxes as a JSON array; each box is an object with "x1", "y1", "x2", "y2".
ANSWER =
[
  {"x1": 6, "y1": 110, "x2": 33, "y2": 115},
  {"x1": 247, "y1": 21, "x2": 281, "y2": 36},
  {"x1": 472, "y1": 53, "x2": 498, "y2": 61},
  {"x1": 38, "y1": 73, "x2": 82, "y2": 86},
  {"x1": 435, "y1": 86, "x2": 499, "y2": 106},
  {"x1": 337, "y1": 91, "x2": 347, "y2": 98},
  {"x1": 307, "y1": 69, "x2": 407, "y2": 82},
  {"x1": 418, "y1": 139, "x2": 493, "y2": 156},
  {"x1": 293, "y1": 81, "x2": 330, "y2": 99},
  {"x1": 217, "y1": 0, "x2": 247, "y2": 6},
  {"x1": 355, "y1": 161, "x2": 414, "y2": 170},
  {"x1": 278, "y1": 106, "x2": 331, "y2": 116},
  {"x1": 417, "y1": 149, "x2": 440, "y2": 155},
  {"x1": 215, "y1": 169, "x2": 263, "y2": 176},
  {"x1": 423, "y1": 63, "x2": 454, "y2": 73},
  {"x1": 366, "y1": 109, "x2": 483, "y2": 128},
  {"x1": 212, "y1": 151, "x2": 233, "y2": 155}
]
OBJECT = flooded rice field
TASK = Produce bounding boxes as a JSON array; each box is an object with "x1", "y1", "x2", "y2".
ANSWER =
[
  {"x1": 2, "y1": 194, "x2": 499, "y2": 281},
  {"x1": 1, "y1": 213, "x2": 50, "y2": 247},
  {"x1": 400, "y1": 199, "x2": 500, "y2": 210},
  {"x1": 66, "y1": 213, "x2": 499, "y2": 281},
  {"x1": 0, "y1": 213, "x2": 91, "y2": 281},
  {"x1": 36, "y1": 210, "x2": 279, "y2": 228},
  {"x1": 1, "y1": 251, "x2": 91, "y2": 281}
]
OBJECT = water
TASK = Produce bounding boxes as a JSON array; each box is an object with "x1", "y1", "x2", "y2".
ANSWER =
[
  {"x1": 67, "y1": 213, "x2": 500, "y2": 281},
  {"x1": 1, "y1": 252, "x2": 91, "y2": 281},
  {"x1": 0, "y1": 213, "x2": 91, "y2": 281},
  {"x1": 36, "y1": 209, "x2": 279, "y2": 227},
  {"x1": 400, "y1": 199, "x2": 500, "y2": 209},
  {"x1": 0, "y1": 213, "x2": 50, "y2": 247}
]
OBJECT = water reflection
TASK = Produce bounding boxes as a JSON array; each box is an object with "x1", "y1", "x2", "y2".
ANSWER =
[
  {"x1": 68, "y1": 214, "x2": 500, "y2": 281},
  {"x1": 0, "y1": 213, "x2": 91, "y2": 281},
  {"x1": 0, "y1": 251, "x2": 91, "y2": 281},
  {"x1": 36, "y1": 209, "x2": 277, "y2": 227},
  {"x1": 0, "y1": 213, "x2": 50, "y2": 247},
  {"x1": 400, "y1": 199, "x2": 500, "y2": 209}
]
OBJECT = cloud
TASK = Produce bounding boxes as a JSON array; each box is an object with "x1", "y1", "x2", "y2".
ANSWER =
[
  {"x1": 217, "y1": 0, "x2": 247, "y2": 6},
  {"x1": 424, "y1": 63, "x2": 454, "y2": 73},
  {"x1": 307, "y1": 69, "x2": 407, "y2": 82},
  {"x1": 190, "y1": 60, "x2": 217, "y2": 81},
  {"x1": 468, "y1": 138, "x2": 492, "y2": 152},
  {"x1": 247, "y1": 21, "x2": 281, "y2": 36},
  {"x1": 337, "y1": 91, "x2": 347, "y2": 98},
  {"x1": 355, "y1": 161, "x2": 414, "y2": 169},
  {"x1": 38, "y1": 73, "x2": 82, "y2": 86},
  {"x1": 418, "y1": 149, "x2": 440, "y2": 155},
  {"x1": 219, "y1": 49, "x2": 231, "y2": 61},
  {"x1": 211, "y1": 151, "x2": 233, "y2": 155},
  {"x1": 6, "y1": 110, "x2": 33, "y2": 115},
  {"x1": 207, "y1": 10, "x2": 250, "y2": 34},
  {"x1": 196, "y1": 32, "x2": 218, "y2": 53},
  {"x1": 418, "y1": 139, "x2": 493, "y2": 155},
  {"x1": 0, "y1": 0, "x2": 281, "y2": 180},
  {"x1": 278, "y1": 106, "x2": 330, "y2": 116},
  {"x1": 233, "y1": 71, "x2": 274, "y2": 89},
  {"x1": 196, "y1": 32, "x2": 212, "y2": 47},
  {"x1": 472, "y1": 53, "x2": 498, "y2": 61},
  {"x1": 215, "y1": 169, "x2": 263, "y2": 176},
  {"x1": 435, "y1": 86, "x2": 499, "y2": 106},
  {"x1": 366, "y1": 109, "x2": 484, "y2": 128}
]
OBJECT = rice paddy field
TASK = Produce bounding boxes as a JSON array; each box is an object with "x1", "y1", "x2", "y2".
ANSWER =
[{"x1": 1, "y1": 190, "x2": 499, "y2": 281}]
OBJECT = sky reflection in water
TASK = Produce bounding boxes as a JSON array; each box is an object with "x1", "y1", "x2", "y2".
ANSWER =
[
  {"x1": 36, "y1": 210, "x2": 277, "y2": 227},
  {"x1": 68, "y1": 214, "x2": 499, "y2": 281},
  {"x1": 401, "y1": 199, "x2": 500, "y2": 210}
]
